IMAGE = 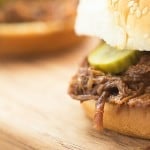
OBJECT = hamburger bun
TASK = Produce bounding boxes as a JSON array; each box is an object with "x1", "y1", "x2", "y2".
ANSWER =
[
  {"x1": 75, "y1": 0, "x2": 150, "y2": 50},
  {"x1": 0, "y1": 19, "x2": 83, "y2": 56},
  {"x1": 82, "y1": 100, "x2": 150, "y2": 139}
]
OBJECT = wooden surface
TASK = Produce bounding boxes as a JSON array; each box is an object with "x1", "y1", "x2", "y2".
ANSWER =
[{"x1": 0, "y1": 39, "x2": 149, "y2": 150}]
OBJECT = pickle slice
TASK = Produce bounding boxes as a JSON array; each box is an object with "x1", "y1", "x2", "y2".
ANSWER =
[{"x1": 88, "y1": 43, "x2": 140, "y2": 74}]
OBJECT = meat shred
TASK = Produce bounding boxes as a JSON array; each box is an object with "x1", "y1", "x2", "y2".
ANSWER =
[{"x1": 68, "y1": 52, "x2": 150, "y2": 129}]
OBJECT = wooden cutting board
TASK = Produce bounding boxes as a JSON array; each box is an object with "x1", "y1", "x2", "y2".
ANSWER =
[{"x1": 0, "y1": 39, "x2": 149, "y2": 150}]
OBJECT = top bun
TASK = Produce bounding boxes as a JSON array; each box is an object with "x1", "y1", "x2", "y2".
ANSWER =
[{"x1": 75, "y1": 0, "x2": 150, "y2": 51}]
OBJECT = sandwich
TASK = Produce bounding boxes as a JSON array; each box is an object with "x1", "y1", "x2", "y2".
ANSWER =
[
  {"x1": 0, "y1": 0, "x2": 82, "y2": 56},
  {"x1": 68, "y1": 0, "x2": 150, "y2": 139}
]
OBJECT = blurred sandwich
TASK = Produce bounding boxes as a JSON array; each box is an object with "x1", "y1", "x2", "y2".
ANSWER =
[{"x1": 0, "y1": 0, "x2": 82, "y2": 56}]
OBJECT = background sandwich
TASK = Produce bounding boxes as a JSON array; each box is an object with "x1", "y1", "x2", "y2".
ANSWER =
[{"x1": 0, "y1": 0, "x2": 82, "y2": 56}]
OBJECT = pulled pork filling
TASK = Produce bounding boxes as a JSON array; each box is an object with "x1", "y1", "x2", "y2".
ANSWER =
[
  {"x1": 69, "y1": 52, "x2": 150, "y2": 129},
  {"x1": 0, "y1": 0, "x2": 77, "y2": 23}
]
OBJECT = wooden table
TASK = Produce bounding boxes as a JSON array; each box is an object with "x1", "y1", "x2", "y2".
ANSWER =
[{"x1": 0, "y1": 39, "x2": 149, "y2": 150}]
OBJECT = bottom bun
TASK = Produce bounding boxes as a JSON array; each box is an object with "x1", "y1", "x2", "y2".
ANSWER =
[
  {"x1": 82, "y1": 100, "x2": 150, "y2": 139},
  {"x1": 0, "y1": 20, "x2": 84, "y2": 56}
]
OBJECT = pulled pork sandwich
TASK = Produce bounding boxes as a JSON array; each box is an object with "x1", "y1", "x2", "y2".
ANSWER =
[
  {"x1": 0, "y1": 0, "x2": 81, "y2": 56},
  {"x1": 68, "y1": 0, "x2": 150, "y2": 139}
]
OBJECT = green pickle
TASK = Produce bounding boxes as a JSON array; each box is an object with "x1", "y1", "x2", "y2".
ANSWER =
[{"x1": 88, "y1": 43, "x2": 140, "y2": 74}]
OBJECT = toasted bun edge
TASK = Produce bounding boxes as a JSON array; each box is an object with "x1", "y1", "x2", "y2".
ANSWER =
[{"x1": 82, "y1": 100, "x2": 150, "y2": 139}]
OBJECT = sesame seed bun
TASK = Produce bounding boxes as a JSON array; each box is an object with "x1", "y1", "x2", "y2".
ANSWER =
[
  {"x1": 75, "y1": 0, "x2": 150, "y2": 50},
  {"x1": 82, "y1": 100, "x2": 150, "y2": 139}
]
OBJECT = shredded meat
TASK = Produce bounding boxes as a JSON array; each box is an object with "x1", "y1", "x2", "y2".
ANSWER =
[
  {"x1": 68, "y1": 52, "x2": 150, "y2": 129},
  {"x1": 0, "y1": 0, "x2": 77, "y2": 23}
]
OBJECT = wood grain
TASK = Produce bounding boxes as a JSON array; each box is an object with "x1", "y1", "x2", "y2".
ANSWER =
[{"x1": 0, "y1": 39, "x2": 149, "y2": 150}]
